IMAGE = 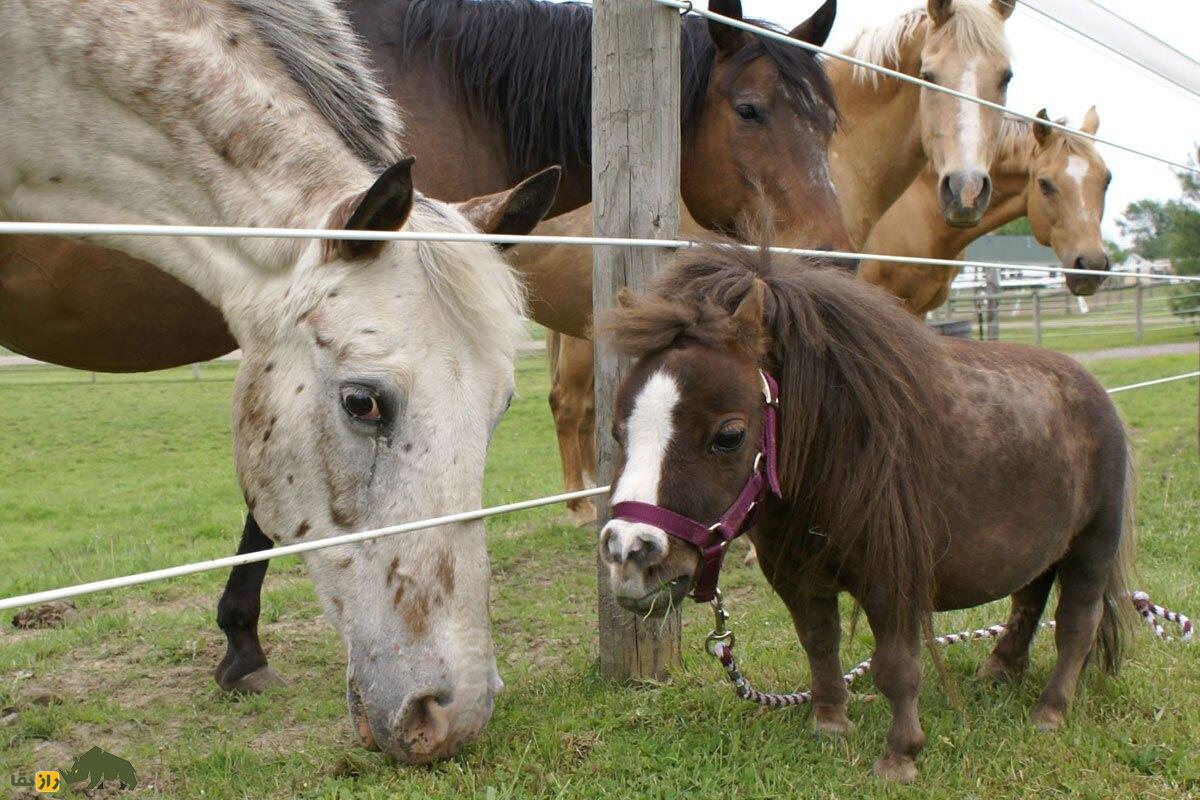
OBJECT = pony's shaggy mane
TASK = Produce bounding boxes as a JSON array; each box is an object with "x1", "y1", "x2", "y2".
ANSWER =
[
  {"x1": 394, "y1": 0, "x2": 836, "y2": 174},
  {"x1": 605, "y1": 242, "x2": 950, "y2": 627},
  {"x1": 235, "y1": 0, "x2": 404, "y2": 168},
  {"x1": 848, "y1": 1, "x2": 1010, "y2": 85}
]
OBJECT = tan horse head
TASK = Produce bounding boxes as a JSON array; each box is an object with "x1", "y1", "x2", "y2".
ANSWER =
[
  {"x1": 919, "y1": 0, "x2": 1015, "y2": 225},
  {"x1": 852, "y1": 0, "x2": 1015, "y2": 228},
  {"x1": 1027, "y1": 107, "x2": 1112, "y2": 294}
]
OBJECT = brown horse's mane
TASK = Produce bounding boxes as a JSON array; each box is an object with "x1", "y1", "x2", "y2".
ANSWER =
[
  {"x1": 604, "y1": 242, "x2": 950, "y2": 626},
  {"x1": 392, "y1": 0, "x2": 836, "y2": 174}
]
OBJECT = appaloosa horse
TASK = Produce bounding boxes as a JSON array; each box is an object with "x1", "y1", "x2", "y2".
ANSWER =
[
  {"x1": 1, "y1": 0, "x2": 562, "y2": 763},
  {"x1": 597, "y1": 242, "x2": 1134, "y2": 782},
  {"x1": 0, "y1": 0, "x2": 857, "y2": 693},
  {"x1": 860, "y1": 108, "x2": 1113, "y2": 313}
]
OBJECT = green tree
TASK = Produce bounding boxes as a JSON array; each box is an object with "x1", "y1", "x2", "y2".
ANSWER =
[
  {"x1": 993, "y1": 217, "x2": 1031, "y2": 236},
  {"x1": 1117, "y1": 198, "x2": 1173, "y2": 259}
]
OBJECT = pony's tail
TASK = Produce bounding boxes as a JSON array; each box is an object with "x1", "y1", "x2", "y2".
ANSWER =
[{"x1": 1096, "y1": 445, "x2": 1138, "y2": 675}]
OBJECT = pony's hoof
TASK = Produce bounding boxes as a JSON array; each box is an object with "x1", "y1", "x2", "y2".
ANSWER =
[
  {"x1": 566, "y1": 501, "x2": 597, "y2": 527},
  {"x1": 812, "y1": 707, "x2": 854, "y2": 736},
  {"x1": 222, "y1": 666, "x2": 284, "y2": 695},
  {"x1": 976, "y1": 655, "x2": 1023, "y2": 684},
  {"x1": 1030, "y1": 705, "x2": 1064, "y2": 731},
  {"x1": 873, "y1": 754, "x2": 917, "y2": 783},
  {"x1": 743, "y1": 544, "x2": 759, "y2": 566}
]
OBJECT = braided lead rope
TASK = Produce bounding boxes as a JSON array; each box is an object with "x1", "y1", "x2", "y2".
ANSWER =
[{"x1": 706, "y1": 590, "x2": 1191, "y2": 708}]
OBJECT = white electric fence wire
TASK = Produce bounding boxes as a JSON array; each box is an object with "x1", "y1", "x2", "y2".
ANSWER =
[
  {"x1": 1, "y1": 221, "x2": 1195, "y2": 286},
  {"x1": 652, "y1": 0, "x2": 1200, "y2": 176},
  {"x1": 1, "y1": 370, "x2": 1197, "y2": 611},
  {"x1": 0, "y1": 487, "x2": 609, "y2": 612}
]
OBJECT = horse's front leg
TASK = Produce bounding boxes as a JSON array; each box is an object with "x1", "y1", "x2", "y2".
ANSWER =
[
  {"x1": 214, "y1": 514, "x2": 281, "y2": 693},
  {"x1": 784, "y1": 592, "x2": 853, "y2": 735},
  {"x1": 864, "y1": 604, "x2": 924, "y2": 783}
]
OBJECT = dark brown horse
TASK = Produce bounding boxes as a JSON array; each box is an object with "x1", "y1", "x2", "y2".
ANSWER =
[
  {"x1": 0, "y1": 0, "x2": 852, "y2": 697},
  {"x1": 596, "y1": 242, "x2": 1134, "y2": 783}
]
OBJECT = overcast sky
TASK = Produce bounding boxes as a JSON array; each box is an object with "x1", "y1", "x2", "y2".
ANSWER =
[{"x1": 738, "y1": 0, "x2": 1200, "y2": 241}]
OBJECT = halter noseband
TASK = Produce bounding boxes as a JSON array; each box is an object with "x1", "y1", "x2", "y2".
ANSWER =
[{"x1": 610, "y1": 371, "x2": 782, "y2": 603}]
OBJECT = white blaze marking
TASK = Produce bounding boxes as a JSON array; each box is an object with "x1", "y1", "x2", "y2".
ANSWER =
[
  {"x1": 956, "y1": 58, "x2": 983, "y2": 170},
  {"x1": 611, "y1": 371, "x2": 680, "y2": 505},
  {"x1": 1065, "y1": 155, "x2": 1090, "y2": 185},
  {"x1": 1065, "y1": 155, "x2": 1095, "y2": 222}
]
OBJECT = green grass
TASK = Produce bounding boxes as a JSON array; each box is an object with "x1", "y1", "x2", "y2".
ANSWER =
[{"x1": 1, "y1": 353, "x2": 1198, "y2": 798}]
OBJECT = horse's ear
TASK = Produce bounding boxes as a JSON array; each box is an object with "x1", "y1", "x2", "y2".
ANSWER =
[
  {"x1": 790, "y1": 0, "x2": 836, "y2": 47},
  {"x1": 990, "y1": 0, "x2": 1016, "y2": 21},
  {"x1": 454, "y1": 166, "x2": 562, "y2": 250},
  {"x1": 1032, "y1": 108, "x2": 1053, "y2": 147},
  {"x1": 339, "y1": 157, "x2": 415, "y2": 261},
  {"x1": 729, "y1": 280, "x2": 767, "y2": 355},
  {"x1": 1080, "y1": 105, "x2": 1100, "y2": 135},
  {"x1": 927, "y1": 0, "x2": 954, "y2": 27},
  {"x1": 707, "y1": 0, "x2": 749, "y2": 55}
]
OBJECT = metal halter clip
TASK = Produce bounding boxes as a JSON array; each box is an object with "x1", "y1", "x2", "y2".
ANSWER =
[{"x1": 704, "y1": 588, "x2": 734, "y2": 656}]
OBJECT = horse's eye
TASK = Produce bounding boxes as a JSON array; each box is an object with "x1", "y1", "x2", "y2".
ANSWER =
[
  {"x1": 919, "y1": 71, "x2": 936, "y2": 85},
  {"x1": 999, "y1": 69, "x2": 1013, "y2": 89},
  {"x1": 340, "y1": 386, "x2": 382, "y2": 422},
  {"x1": 1104, "y1": 172, "x2": 1113, "y2": 189},
  {"x1": 711, "y1": 424, "x2": 747, "y2": 454},
  {"x1": 1038, "y1": 178, "x2": 1056, "y2": 196},
  {"x1": 735, "y1": 103, "x2": 762, "y2": 123}
]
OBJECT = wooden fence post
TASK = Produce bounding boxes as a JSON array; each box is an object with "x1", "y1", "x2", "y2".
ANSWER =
[
  {"x1": 985, "y1": 268, "x2": 1000, "y2": 341},
  {"x1": 592, "y1": 0, "x2": 682, "y2": 681},
  {"x1": 1135, "y1": 282, "x2": 1144, "y2": 344},
  {"x1": 1032, "y1": 290, "x2": 1042, "y2": 347}
]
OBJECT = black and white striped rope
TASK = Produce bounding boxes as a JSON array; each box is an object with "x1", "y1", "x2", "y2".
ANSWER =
[{"x1": 706, "y1": 590, "x2": 1192, "y2": 709}]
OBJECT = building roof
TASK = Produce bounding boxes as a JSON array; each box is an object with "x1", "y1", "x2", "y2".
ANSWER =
[{"x1": 964, "y1": 235, "x2": 1058, "y2": 265}]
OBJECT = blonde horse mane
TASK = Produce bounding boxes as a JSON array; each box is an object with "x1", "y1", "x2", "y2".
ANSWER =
[{"x1": 848, "y1": 2, "x2": 1011, "y2": 85}]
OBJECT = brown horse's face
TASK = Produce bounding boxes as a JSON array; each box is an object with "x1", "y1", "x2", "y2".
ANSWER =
[
  {"x1": 681, "y1": 0, "x2": 853, "y2": 254},
  {"x1": 917, "y1": 0, "x2": 1015, "y2": 227},
  {"x1": 1027, "y1": 108, "x2": 1112, "y2": 295},
  {"x1": 599, "y1": 294, "x2": 766, "y2": 615}
]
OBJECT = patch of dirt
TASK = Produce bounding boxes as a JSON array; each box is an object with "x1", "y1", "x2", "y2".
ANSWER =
[
  {"x1": 11, "y1": 600, "x2": 79, "y2": 630},
  {"x1": 559, "y1": 730, "x2": 600, "y2": 763}
]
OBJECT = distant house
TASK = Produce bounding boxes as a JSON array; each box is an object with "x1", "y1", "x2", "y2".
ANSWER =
[
  {"x1": 1119, "y1": 253, "x2": 1173, "y2": 275},
  {"x1": 954, "y1": 235, "x2": 1062, "y2": 290}
]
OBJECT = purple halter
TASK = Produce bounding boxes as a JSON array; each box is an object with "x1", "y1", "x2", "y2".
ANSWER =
[{"x1": 610, "y1": 371, "x2": 782, "y2": 603}]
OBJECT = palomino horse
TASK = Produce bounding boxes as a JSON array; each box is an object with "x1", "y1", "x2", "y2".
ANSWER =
[
  {"x1": 0, "y1": 0, "x2": 853, "y2": 703},
  {"x1": 1, "y1": 0, "x2": 564, "y2": 763},
  {"x1": 830, "y1": 0, "x2": 1016, "y2": 246},
  {"x1": 597, "y1": 242, "x2": 1134, "y2": 783},
  {"x1": 538, "y1": 0, "x2": 1020, "y2": 524},
  {"x1": 860, "y1": 108, "x2": 1112, "y2": 313}
]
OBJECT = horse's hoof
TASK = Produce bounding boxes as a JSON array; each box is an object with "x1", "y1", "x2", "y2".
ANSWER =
[
  {"x1": 872, "y1": 754, "x2": 918, "y2": 783},
  {"x1": 976, "y1": 655, "x2": 1023, "y2": 684},
  {"x1": 566, "y1": 501, "x2": 597, "y2": 527},
  {"x1": 221, "y1": 666, "x2": 284, "y2": 695},
  {"x1": 743, "y1": 544, "x2": 758, "y2": 566},
  {"x1": 812, "y1": 706, "x2": 854, "y2": 736},
  {"x1": 1030, "y1": 705, "x2": 1064, "y2": 732}
]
